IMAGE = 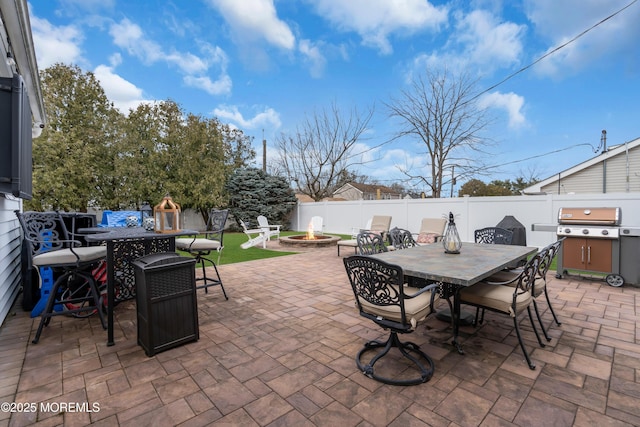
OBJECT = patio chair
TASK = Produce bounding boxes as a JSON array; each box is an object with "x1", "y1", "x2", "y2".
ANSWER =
[
  {"x1": 487, "y1": 239, "x2": 564, "y2": 341},
  {"x1": 337, "y1": 215, "x2": 392, "y2": 256},
  {"x1": 356, "y1": 232, "x2": 388, "y2": 255},
  {"x1": 240, "y1": 219, "x2": 267, "y2": 249},
  {"x1": 16, "y1": 211, "x2": 107, "y2": 344},
  {"x1": 343, "y1": 255, "x2": 439, "y2": 385},
  {"x1": 415, "y1": 217, "x2": 447, "y2": 245},
  {"x1": 389, "y1": 227, "x2": 418, "y2": 250},
  {"x1": 459, "y1": 253, "x2": 543, "y2": 370},
  {"x1": 257, "y1": 215, "x2": 281, "y2": 242},
  {"x1": 474, "y1": 227, "x2": 514, "y2": 245},
  {"x1": 175, "y1": 209, "x2": 228, "y2": 299}
]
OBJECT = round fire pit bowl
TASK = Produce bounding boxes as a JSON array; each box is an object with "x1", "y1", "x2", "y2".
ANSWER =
[{"x1": 279, "y1": 235, "x2": 341, "y2": 247}]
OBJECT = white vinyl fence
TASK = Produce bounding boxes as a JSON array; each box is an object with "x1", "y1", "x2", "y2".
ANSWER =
[{"x1": 289, "y1": 192, "x2": 640, "y2": 249}]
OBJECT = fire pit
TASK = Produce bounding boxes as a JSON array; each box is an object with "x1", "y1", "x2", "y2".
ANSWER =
[
  {"x1": 279, "y1": 235, "x2": 341, "y2": 247},
  {"x1": 279, "y1": 220, "x2": 341, "y2": 247}
]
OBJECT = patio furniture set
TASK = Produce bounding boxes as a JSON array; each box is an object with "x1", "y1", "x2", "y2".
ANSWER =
[{"x1": 341, "y1": 214, "x2": 564, "y2": 385}]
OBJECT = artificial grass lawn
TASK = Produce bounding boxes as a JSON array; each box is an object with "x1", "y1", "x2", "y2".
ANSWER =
[{"x1": 177, "y1": 231, "x2": 351, "y2": 266}]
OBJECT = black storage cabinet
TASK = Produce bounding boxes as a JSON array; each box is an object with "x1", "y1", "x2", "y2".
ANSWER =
[{"x1": 133, "y1": 252, "x2": 198, "y2": 356}]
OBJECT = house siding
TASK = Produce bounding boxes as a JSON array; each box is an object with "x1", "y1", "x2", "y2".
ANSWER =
[
  {"x1": 0, "y1": 197, "x2": 22, "y2": 326},
  {"x1": 540, "y1": 143, "x2": 640, "y2": 194}
]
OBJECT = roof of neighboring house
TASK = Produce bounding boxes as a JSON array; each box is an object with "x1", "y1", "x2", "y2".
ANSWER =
[
  {"x1": 523, "y1": 136, "x2": 640, "y2": 194},
  {"x1": 334, "y1": 182, "x2": 402, "y2": 197}
]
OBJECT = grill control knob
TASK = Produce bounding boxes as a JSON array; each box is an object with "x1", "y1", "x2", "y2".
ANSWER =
[
  {"x1": 602, "y1": 229, "x2": 609, "y2": 236},
  {"x1": 564, "y1": 228, "x2": 571, "y2": 234},
  {"x1": 582, "y1": 229, "x2": 589, "y2": 235}
]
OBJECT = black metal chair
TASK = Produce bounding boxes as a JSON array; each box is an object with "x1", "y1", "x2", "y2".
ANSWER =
[
  {"x1": 488, "y1": 239, "x2": 564, "y2": 342},
  {"x1": 389, "y1": 227, "x2": 418, "y2": 250},
  {"x1": 175, "y1": 209, "x2": 228, "y2": 299},
  {"x1": 16, "y1": 211, "x2": 107, "y2": 344},
  {"x1": 459, "y1": 253, "x2": 543, "y2": 370},
  {"x1": 343, "y1": 255, "x2": 439, "y2": 385},
  {"x1": 356, "y1": 232, "x2": 388, "y2": 255},
  {"x1": 474, "y1": 227, "x2": 514, "y2": 245}
]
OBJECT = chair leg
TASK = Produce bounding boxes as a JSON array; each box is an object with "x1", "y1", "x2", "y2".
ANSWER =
[
  {"x1": 513, "y1": 311, "x2": 536, "y2": 370},
  {"x1": 527, "y1": 305, "x2": 546, "y2": 347},
  {"x1": 532, "y1": 299, "x2": 552, "y2": 342},
  {"x1": 356, "y1": 331, "x2": 434, "y2": 386},
  {"x1": 544, "y1": 287, "x2": 562, "y2": 326},
  {"x1": 32, "y1": 270, "x2": 105, "y2": 344},
  {"x1": 195, "y1": 255, "x2": 228, "y2": 300}
]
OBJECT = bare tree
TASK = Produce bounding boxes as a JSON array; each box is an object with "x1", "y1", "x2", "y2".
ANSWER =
[
  {"x1": 274, "y1": 102, "x2": 374, "y2": 201},
  {"x1": 386, "y1": 69, "x2": 493, "y2": 198}
]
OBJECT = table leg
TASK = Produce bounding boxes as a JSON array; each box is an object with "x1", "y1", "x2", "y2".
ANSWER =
[
  {"x1": 106, "y1": 241, "x2": 115, "y2": 346},
  {"x1": 451, "y1": 286, "x2": 465, "y2": 355}
]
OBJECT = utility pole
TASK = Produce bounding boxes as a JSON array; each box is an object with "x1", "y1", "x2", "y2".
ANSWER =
[{"x1": 262, "y1": 129, "x2": 267, "y2": 173}]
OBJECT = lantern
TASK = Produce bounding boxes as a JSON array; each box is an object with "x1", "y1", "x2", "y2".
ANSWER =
[
  {"x1": 442, "y1": 212, "x2": 462, "y2": 254},
  {"x1": 154, "y1": 195, "x2": 181, "y2": 233}
]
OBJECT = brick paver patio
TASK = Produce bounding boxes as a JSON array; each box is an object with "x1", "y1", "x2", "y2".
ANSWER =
[{"x1": 1, "y1": 241, "x2": 639, "y2": 426}]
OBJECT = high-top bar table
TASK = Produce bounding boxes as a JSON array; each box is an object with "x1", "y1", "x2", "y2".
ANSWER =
[
  {"x1": 81, "y1": 227, "x2": 197, "y2": 346},
  {"x1": 370, "y1": 242, "x2": 537, "y2": 353}
]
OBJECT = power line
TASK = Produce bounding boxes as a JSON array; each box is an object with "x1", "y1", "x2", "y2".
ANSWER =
[{"x1": 468, "y1": 0, "x2": 638, "y2": 103}]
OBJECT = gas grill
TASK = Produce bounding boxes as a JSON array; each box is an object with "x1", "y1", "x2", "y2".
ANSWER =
[{"x1": 555, "y1": 207, "x2": 625, "y2": 286}]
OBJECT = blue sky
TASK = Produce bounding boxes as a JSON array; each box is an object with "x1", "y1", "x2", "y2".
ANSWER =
[{"x1": 30, "y1": 0, "x2": 640, "y2": 194}]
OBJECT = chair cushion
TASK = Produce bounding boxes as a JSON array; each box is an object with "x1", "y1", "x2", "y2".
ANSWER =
[
  {"x1": 416, "y1": 232, "x2": 438, "y2": 244},
  {"x1": 175, "y1": 238, "x2": 221, "y2": 251},
  {"x1": 32, "y1": 246, "x2": 107, "y2": 267},
  {"x1": 360, "y1": 285, "x2": 434, "y2": 328},
  {"x1": 487, "y1": 269, "x2": 545, "y2": 297},
  {"x1": 337, "y1": 239, "x2": 358, "y2": 247},
  {"x1": 460, "y1": 282, "x2": 531, "y2": 317}
]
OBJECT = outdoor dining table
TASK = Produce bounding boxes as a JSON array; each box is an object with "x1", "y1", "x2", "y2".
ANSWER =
[
  {"x1": 370, "y1": 242, "x2": 538, "y2": 353},
  {"x1": 80, "y1": 227, "x2": 197, "y2": 346}
]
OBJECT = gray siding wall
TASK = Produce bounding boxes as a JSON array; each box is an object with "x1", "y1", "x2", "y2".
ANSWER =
[
  {"x1": 541, "y1": 145, "x2": 640, "y2": 194},
  {"x1": 0, "y1": 197, "x2": 22, "y2": 326}
]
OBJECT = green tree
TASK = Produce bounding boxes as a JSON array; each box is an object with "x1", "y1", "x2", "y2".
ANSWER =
[
  {"x1": 225, "y1": 168, "x2": 297, "y2": 229},
  {"x1": 28, "y1": 63, "x2": 123, "y2": 211}
]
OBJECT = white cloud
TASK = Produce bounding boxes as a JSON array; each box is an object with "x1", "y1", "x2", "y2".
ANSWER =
[
  {"x1": 207, "y1": 0, "x2": 295, "y2": 50},
  {"x1": 524, "y1": 0, "x2": 640, "y2": 77},
  {"x1": 479, "y1": 91, "x2": 526, "y2": 128},
  {"x1": 109, "y1": 18, "x2": 232, "y2": 96},
  {"x1": 184, "y1": 75, "x2": 232, "y2": 96},
  {"x1": 454, "y1": 10, "x2": 525, "y2": 70},
  {"x1": 93, "y1": 64, "x2": 151, "y2": 113},
  {"x1": 310, "y1": 0, "x2": 448, "y2": 54},
  {"x1": 30, "y1": 15, "x2": 84, "y2": 68},
  {"x1": 298, "y1": 39, "x2": 327, "y2": 78},
  {"x1": 212, "y1": 105, "x2": 282, "y2": 130}
]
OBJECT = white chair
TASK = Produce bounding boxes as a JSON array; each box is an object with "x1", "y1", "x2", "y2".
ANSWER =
[
  {"x1": 257, "y1": 215, "x2": 281, "y2": 242},
  {"x1": 309, "y1": 216, "x2": 324, "y2": 235},
  {"x1": 240, "y1": 220, "x2": 267, "y2": 249}
]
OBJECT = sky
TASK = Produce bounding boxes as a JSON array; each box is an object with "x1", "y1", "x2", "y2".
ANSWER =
[{"x1": 29, "y1": 0, "x2": 640, "y2": 195}]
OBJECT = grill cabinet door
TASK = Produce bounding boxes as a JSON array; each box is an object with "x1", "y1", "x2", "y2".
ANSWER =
[{"x1": 562, "y1": 238, "x2": 612, "y2": 273}]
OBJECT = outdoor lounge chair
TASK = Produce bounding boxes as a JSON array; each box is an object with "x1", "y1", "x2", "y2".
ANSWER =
[
  {"x1": 175, "y1": 209, "x2": 228, "y2": 299},
  {"x1": 337, "y1": 215, "x2": 392, "y2": 255},
  {"x1": 414, "y1": 217, "x2": 447, "y2": 245},
  {"x1": 257, "y1": 215, "x2": 281, "y2": 242},
  {"x1": 240, "y1": 220, "x2": 267, "y2": 249},
  {"x1": 343, "y1": 255, "x2": 439, "y2": 385}
]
